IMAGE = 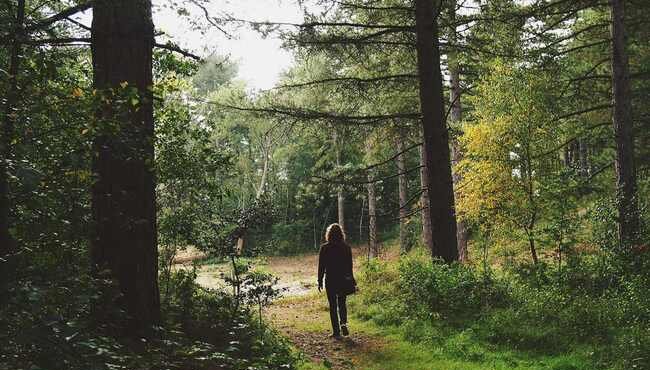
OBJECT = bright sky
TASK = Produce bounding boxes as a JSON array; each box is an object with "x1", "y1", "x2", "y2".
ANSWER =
[{"x1": 154, "y1": 0, "x2": 306, "y2": 90}]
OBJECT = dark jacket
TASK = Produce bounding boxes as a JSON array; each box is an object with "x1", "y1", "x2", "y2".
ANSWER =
[{"x1": 318, "y1": 241, "x2": 354, "y2": 293}]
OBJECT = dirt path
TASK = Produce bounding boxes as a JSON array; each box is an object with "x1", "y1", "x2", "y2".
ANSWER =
[
  {"x1": 262, "y1": 247, "x2": 398, "y2": 370},
  {"x1": 183, "y1": 246, "x2": 398, "y2": 369},
  {"x1": 184, "y1": 246, "x2": 379, "y2": 298},
  {"x1": 186, "y1": 247, "x2": 590, "y2": 370},
  {"x1": 266, "y1": 294, "x2": 386, "y2": 370}
]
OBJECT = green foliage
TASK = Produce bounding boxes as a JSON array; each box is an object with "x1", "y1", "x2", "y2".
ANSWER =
[
  {"x1": 2, "y1": 0, "x2": 650, "y2": 369},
  {"x1": 270, "y1": 220, "x2": 316, "y2": 255},
  {"x1": 398, "y1": 255, "x2": 510, "y2": 320},
  {"x1": 354, "y1": 247, "x2": 650, "y2": 369},
  {"x1": 0, "y1": 266, "x2": 298, "y2": 370},
  {"x1": 242, "y1": 270, "x2": 283, "y2": 327},
  {"x1": 192, "y1": 54, "x2": 238, "y2": 94}
]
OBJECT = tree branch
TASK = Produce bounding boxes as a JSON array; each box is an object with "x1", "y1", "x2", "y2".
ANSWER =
[
  {"x1": 208, "y1": 102, "x2": 421, "y2": 125},
  {"x1": 271, "y1": 74, "x2": 417, "y2": 90},
  {"x1": 154, "y1": 42, "x2": 202, "y2": 61},
  {"x1": 25, "y1": 1, "x2": 93, "y2": 32}
]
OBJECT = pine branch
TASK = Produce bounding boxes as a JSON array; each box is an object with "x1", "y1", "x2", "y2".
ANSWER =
[
  {"x1": 154, "y1": 42, "x2": 201, "y2": 61},
  {"x1": 270, "y1": 74, "x2": 418, "y2": 90},
  {"x1": 313, "y1": 165, "x2": 423, "y2": 185},
  {"x1": 25, "y1": 1, "x2": 93, "y2": 32},
  {"x1": 209, "y1": 102, "x2": 420, "y2": 125}
]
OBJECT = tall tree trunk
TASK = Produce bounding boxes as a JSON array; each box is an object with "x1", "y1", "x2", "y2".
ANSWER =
[
  {"x1": 610, "y1": 0, "x2": 639, "y2": 248},
  {"x1": 237, "y1": 138, "x2": 272, "y2": 254},
  {"x1": 419, "y1": 146, "x2": 433, "y2": 252},
  {"x1": 528, "y1": 234, "x2": 539, "y2": 265},
  {"x1": 0, "y1": 0, "x2": 25, "y2": 300},
  {"x1": 448, "y1": 0, "x2": 468, "y2": 262},
  {"x1": 91, "y1": 0, "x2": 160, "y2": 334},
  {"x1": 367, "y1": 178, "x2": 378, "y2": 257},
  {"x1": 359, "y1": 196, "x2": 365, "y2": 244},
  {"x1": 564, "y1": 144, "x2": 572, "y2": 168},
  {"x1": 524, "y1": 147, "x2": 539, "y2": 265},
  {"x1": 333, "y1": 130, "x2": 345, "y2": 234},
  {"x1": 366, "y1": 138, "x2": 378, "y2": 257},
  {"x1": 578, "y1": 139, "x2": 589, "y2": 176},
  {"x1": 337, "y1": 190, "x2": 345, "y2": 231},
  {"x1": 255, "y1": 141, "x2": 271, "y2": 200},
  {"x1": 414, "y1": 0, "x2": 459, "y2": 263},
  {"x1": 396, "y1": 135, "x2": 409, "y2": 253}
]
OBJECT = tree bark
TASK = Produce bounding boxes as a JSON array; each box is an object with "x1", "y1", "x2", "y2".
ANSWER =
[
  {"x1": 333, "y1": 130, "x2": 345, "y2": 234},
  {"x1": 91, "y1": 0, "x2": 160, "y2": 334},
  {"x1": 396, "y1": 135, "x2": 409, "y2": 253},
  {"x1": 236, "y1": 137, "x2": 272, "y2": 254},
  {"x1": 448, "y1": 0, "x2": 468, "y2": 262},
  {"x1": 528, "y1": 234, "x2": 539, "y2": 265},
  {"x1": 414, "y1": 0, "x2": 459, "y2": 263},
  {"x1": 0, "y1": 0, "x2": 25, "y2": 299},
  {"x1": 366, "y1": 139, "x2": 378, "y2": 257},
  {"x1": 524, "y1": 145, "x2": 539, "y2": 265},
  {"x1": 367, "y1": 178, "x2": 378, "y2": 257},
  {"x1": 419, "y1": 146, "x2": 433, "y2": 252},
  {"x1": 610, "y1": 0, "x2": 639, "y2": 248},
  {"x1": 578, "y1": 139, "x2": 589, "y2": 176},
  {"x1": 359, "y1": 196, "x2": 365, "y2": 244}
]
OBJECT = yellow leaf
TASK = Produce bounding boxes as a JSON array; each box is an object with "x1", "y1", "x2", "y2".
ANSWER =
[
  {"x1": 71, "y1": 87, "x2": 83, "y2": 98},
  {"x1": 120, "y1": 81, "x2": 129, "y2": 89}
]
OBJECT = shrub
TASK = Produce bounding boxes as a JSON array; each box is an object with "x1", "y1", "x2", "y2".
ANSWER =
[
  {"x1": 398, "y1": 255, "x2": 510, "y2": 320},
  {"x1": 270, "y1": 221, "x2": 314, "y2": 255},
  {"x1": 0, "y1": 267, "x2": 299, "y2": 370},
  {"x1": 607, "y1": 325, "x2": 650, "y2": 370}
]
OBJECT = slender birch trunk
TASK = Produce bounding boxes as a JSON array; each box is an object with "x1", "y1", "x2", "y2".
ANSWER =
[
  {"x1": 237, "y1": 136, "x2": 272, "y2": 254},
  {"x1": 334, "y1": 131, "x2": 345, "y2": 234},
  {"x1": 366, "y1": 140, "x2": 378, "y2": 257},
  {"x1": 396, "y1": 135, "x2": 409, "y2": 253},
  {"x1": 448, "y1": 0, "x2": 469, "y2": 262},
  {"x1": 419, "y1": 146, "x2": 434, "y2": 252}
]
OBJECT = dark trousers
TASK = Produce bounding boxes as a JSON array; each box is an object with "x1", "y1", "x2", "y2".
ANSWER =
[{"x1": 326, "y1": 288, "x2": 347, "y2": 335}]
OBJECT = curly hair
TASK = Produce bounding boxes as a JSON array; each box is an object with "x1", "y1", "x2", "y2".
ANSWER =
[{"x1": 325, "y1": 223, "x2": 346, "y2": 245}]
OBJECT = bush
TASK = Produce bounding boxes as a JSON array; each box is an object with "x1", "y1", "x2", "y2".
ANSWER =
[
  {"x1": 270, "y1": 221, "x2": 314, "y2": 255},
  {"x1": 0, "y1": 268, "x2": 299, "y2": 370},
  {"x1": 607, "y1": 325, "x2": 650, "y2": 370},
  {"x1": 354, "y1": 258, "x2": 405, "y2": 326},
  {"x1": 354, "y1": 244, "x2": 650, "y2": 367},
  {"x1": 398, "y1": 254, "x2": 510, "y2": 320},
  {"x1": 160, "y1": 270, "x2": 298, "y2": 369}
]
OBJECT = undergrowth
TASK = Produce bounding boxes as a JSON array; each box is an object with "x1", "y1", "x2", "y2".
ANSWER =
[
  {"x1": 353, "y1": 247, "x2": 650, "y2": 370},
  {"x1": 0, "y1": 268, "x2": 300, "y2": 370}
]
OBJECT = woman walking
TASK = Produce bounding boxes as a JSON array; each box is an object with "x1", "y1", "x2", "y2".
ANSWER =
[{"x1": 318, "y1": 223, "x2": 356, "y2": 338}]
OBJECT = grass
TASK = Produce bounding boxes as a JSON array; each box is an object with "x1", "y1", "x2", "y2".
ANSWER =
[
  {"x1": 281, "y1": 292, "x2": 594, "y2": 370},
  {"x1": 183, "y1": 240, "x2": 612, "y2": 370},
  {"x1": 261, "y1": 241, "x2": 599, "y2": 370},
  {"x1": 354, "y1": 324, "x2": 592, "y2": 370}
]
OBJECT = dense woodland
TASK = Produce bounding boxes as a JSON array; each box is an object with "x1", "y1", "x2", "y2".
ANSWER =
[{"x1": 1, "y1": 0, "x2": 649, "y2": 369}]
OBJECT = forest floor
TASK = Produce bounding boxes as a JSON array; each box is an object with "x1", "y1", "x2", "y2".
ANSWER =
[
  {"x1": 183, "y1": 246, "x2": 400, "y2": 369},
  {"x1": 188, "y1": 246, "x2": 592, "y2": 370},
  {"x1": 263, "y1": 246, "x2": 393, "y2": 370}
]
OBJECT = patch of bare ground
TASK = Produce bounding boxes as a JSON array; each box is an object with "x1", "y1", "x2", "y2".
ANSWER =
[{"x1": 172, "y1": 246, "x2": 208, "y2": 264}]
